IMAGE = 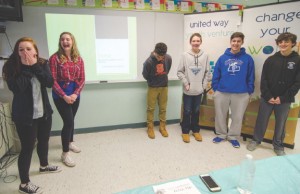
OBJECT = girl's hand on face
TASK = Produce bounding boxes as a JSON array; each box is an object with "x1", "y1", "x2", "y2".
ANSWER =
[
  {"x1": 20, "y1": 51, "x2": 29, "y2": 66},
  {"x1": 23, "y1": 51, "x2": 37, "y2": 66},
  {"x1": 19, "y1": 41, "x2": 38, "y2": 66}
]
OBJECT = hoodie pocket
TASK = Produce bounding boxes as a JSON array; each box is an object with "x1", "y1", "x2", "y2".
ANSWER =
[{"x1": 189, "y1": 81, "x2": 203, "y2": 95}]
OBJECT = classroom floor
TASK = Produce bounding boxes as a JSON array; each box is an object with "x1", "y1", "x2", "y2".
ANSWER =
[{"x1": 1, "y1": 123, "x2": 300, "y2": 194}]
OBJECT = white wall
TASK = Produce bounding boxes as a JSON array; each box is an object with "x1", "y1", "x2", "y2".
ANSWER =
[{"x1": 0, "y1": 7, "x2": 184, "y2": 131}]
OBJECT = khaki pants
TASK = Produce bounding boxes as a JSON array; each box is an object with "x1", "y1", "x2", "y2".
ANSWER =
[{"x1": 147, "y1": 87, "x2": 168, "y2": 125}]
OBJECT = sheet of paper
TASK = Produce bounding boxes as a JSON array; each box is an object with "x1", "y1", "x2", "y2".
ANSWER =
[{"x1": 153, "y1": 178, "x2": 201, "y2": 194}]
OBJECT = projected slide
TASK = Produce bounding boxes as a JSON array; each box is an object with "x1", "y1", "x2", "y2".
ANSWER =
[
  {"x1": 94, "y1": 15, "x2": 131, "y2": 75},
  {"x1": 45, "y1": 13, "x2": 137, "y2": 82},
  {"x1": 96, "y1": 39, "x2": 129, "y2": 74}
]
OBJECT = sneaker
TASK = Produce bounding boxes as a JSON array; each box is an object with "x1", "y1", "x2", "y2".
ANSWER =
[
  {"x1": 274, "y1": 149, "x2": 286, "y2": 156},
  {"x1": 229, "y1": 140, "x2": 240, "y2": 148},
  {"x1": 19, "y1": 182, "x2": 43, "y2": 194},
  {"x1": 212, "y1": 137, "x2": 225, "y2": 143},
  {"x1": 39, "y1": 165, "x2": 62, "y2": 174},
  {"x1": 61, "y1": 153, "x2": 76, "y2": 167},
  {"x1": 69, "y1": 142, "x2": 81, "y2": 153},
  {"x1": 193, "y1": 133, "x2": 202, "y2": 141},
  {"x1": 182, "y1": 134, "x2": 190, "y2": 143},
  {"x1": 247, "y1": 140, "x2": 258, "y2": 151}
]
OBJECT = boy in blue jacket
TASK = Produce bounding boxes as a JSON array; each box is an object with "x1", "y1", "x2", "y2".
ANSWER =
[{"x1": 212, "y1": 32, "x2": 255, "y2": 148}]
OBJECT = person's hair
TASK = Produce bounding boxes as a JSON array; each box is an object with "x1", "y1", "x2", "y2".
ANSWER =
[
  {"x1": 154, "y1": 42, "x2": 167, "y2": 56},
  {"x1": 230, "y1": 32, "x2": 245, "y2": 41},
  {"x1": 2, "y1": 37, "x2": 39, "y2": 80},
  {"x1": 190, "y1": 33, "x2": 202, "y2": 43},
  {"x1": 276, "y1": 32, "x2": 297, "y2": 47},
  {"x1": 56, "y1": 32, "x2": 80, "y2": 63}
]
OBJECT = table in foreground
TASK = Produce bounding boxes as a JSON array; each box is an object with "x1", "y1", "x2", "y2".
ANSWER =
[{"x1": 117, "y1": 154, "x2": 300, "y2": 194}]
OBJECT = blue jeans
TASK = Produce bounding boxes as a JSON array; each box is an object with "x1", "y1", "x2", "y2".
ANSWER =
[{"x1": 181, "y1": 93, "x2": 202, "y2": 134}]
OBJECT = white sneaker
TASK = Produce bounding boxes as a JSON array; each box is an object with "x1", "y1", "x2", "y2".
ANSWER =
[
  {"x1": 61, "y1": 153, "x2": 76, "y2": 167},
  {"x1": 69, "y1": 142, "x2": 81, "y2": 153}
]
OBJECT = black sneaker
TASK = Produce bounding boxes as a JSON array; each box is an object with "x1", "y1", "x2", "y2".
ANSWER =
[
  {"x1": 39, "y1": 165, "x2": 62, "y2": 174},
  {"x1": 19, "y1": 182, "x2": 43, "y2": 194}
]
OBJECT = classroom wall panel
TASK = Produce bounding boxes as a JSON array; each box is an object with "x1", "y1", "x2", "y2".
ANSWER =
[{"x1": 0, "y1": 6, "x2": 183, "y2": 82}]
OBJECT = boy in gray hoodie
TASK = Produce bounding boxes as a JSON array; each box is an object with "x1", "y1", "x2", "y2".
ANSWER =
[{"x1": 177, "y1": 33, "x2": 210, "y2": 143}]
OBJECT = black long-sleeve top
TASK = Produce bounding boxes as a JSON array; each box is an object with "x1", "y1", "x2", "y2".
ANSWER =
[
  {"x1": 6, "y1": 58, "x2": 54, "y2": 125},
  {"x1": 260, "y1": 51, "x2": 300, "y2": 103}
]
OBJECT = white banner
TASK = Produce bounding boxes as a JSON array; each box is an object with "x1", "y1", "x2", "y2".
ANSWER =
[
  {"x1": 242, "y1": 1, "x2": 300, "y2": 98},
  {"x1": 184, "y1": 2, "x2": 300, "y2": 146},
  {"x1": 184, "y1": 10, "x2": 241, "y2": 79}
]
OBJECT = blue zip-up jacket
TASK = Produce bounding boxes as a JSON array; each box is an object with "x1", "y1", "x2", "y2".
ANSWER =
[{"x1": 212, "y1": 48, "x2": 255, "y2": 94}]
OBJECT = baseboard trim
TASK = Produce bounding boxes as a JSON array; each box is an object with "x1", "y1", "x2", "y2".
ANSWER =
[{"x1": 50, "y1": 119, "x2": 181, "y2": 136}]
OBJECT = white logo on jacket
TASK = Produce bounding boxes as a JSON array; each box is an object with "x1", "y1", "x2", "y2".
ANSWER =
[
  {"x1": 225, "y1": 59, "x2": 243, "y2": 75},
  {"x1": 287, "y1": 62, "x2": 295, "y2": 69}
]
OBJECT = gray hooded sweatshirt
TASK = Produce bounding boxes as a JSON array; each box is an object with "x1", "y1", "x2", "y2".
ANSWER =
[{"x1": 177, "y1": 49, "x2": 210, "y2": 95}]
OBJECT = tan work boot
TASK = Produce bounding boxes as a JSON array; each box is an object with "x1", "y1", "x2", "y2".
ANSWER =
[
  {"x1": 182, "y1": 134, "x2": 190, "y2": 143},
  {"x1": 159, "y1": 122, "x2": 168, "y2": 137},
  {"x1": 147, "y1": 123, "x2": 155, "y2": 139},
  {"x1": 193, "y1": 133, "x2": 202, "y2": 141}
]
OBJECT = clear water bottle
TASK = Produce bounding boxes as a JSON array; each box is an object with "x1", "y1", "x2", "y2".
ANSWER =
[{"x1": 237, "y1": 154, "x2": 256, "y2": 194}]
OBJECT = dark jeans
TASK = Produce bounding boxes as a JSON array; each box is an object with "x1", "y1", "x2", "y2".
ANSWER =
[
  {"x1": 54, "y1": 98, "x2": 80, "y2": 152},
  {"x1": 253, "y1": 99, "x2": 290, "y2": 150},
  {"x1": 15, "y1": 116, "x2": 52, "y2": 184},
  {"x1": 181, "y1": 93, "x2": 202, "y2": 134}
]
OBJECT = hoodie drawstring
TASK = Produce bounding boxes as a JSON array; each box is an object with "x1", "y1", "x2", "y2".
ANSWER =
[{"x1": 194, "y1": 55, "x2": 199, "y2": 67}]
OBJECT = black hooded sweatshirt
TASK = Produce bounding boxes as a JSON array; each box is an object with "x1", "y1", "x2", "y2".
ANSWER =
[{"x1": 260, "y1": 51, "x2": 300, "y2": 103}]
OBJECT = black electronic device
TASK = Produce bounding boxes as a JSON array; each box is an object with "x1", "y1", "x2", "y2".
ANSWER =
[
  {"x1": 0, "y1": 0, "x2": 23, "y2": 22},
  {"x1": 199, "y1": 174, "x2": 221, "y2": 192}
]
